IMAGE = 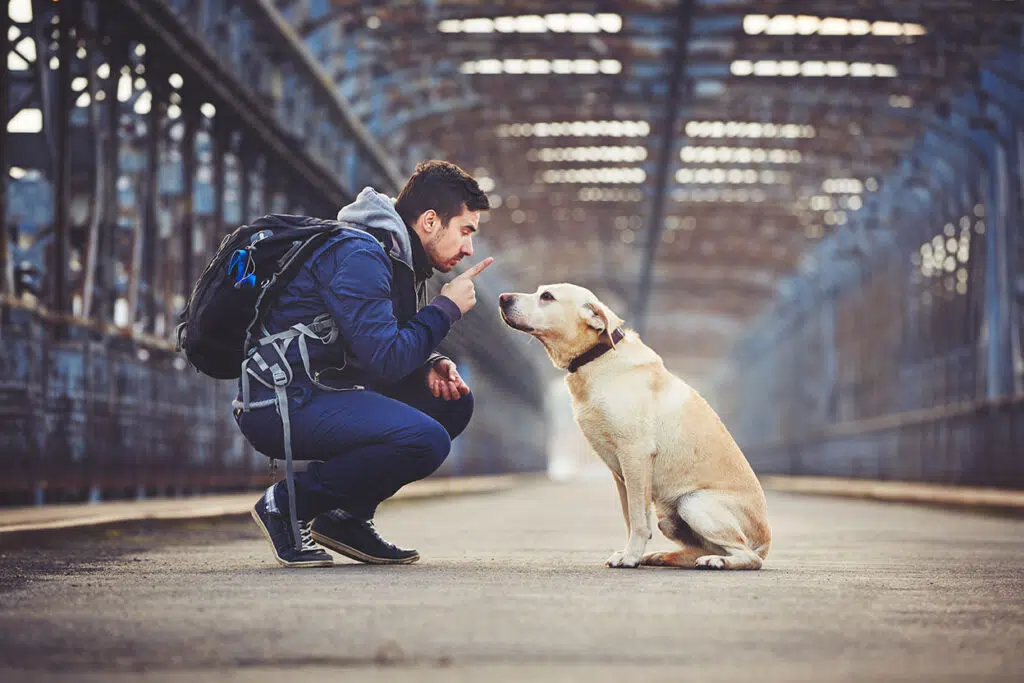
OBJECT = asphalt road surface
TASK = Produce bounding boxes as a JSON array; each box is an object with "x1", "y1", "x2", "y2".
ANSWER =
[{"x1": 1, "y1": 477, "x2": 1022, "y2": 682}]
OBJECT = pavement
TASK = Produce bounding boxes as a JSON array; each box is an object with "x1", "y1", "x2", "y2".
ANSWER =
[
  {"x1": 1, "y1": 477, "x2": 1022, "y2": 682},
  {"x1": 0, "y1": 475, "x2": 531, "y2": 537}
]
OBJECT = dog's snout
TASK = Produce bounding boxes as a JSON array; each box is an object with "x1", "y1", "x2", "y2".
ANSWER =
[{"x1": 499, "y1": 293, "x2": 514, "y2": 309}]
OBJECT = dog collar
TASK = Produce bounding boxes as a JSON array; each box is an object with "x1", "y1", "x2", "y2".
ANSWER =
[{"x1": 567, "y1": 327, "x2": 626, "y2": 373}]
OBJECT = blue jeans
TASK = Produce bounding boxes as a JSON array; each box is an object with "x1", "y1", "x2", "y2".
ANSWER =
[{"x1": 236, "y1": 374, "x2": 473, "y2": 520}]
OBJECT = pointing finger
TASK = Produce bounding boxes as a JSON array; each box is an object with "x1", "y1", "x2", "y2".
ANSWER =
[{"x1": 457, "y1": 257, "x2": 494, "y2": 280}]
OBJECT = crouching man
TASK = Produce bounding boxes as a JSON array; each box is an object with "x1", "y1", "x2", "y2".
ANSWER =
[{"x1": 238, "y1": 161, "x2": 493, "y2": 567}]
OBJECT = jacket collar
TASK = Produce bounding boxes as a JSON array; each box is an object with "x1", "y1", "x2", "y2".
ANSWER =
[{"x1": 406, "y1": 225, "x2": 434, "y2": 282}]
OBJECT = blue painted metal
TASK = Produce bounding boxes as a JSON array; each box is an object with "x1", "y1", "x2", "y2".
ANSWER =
[
  {"x1": 0, "y1": 0, "x2": 549, "y2": 506},
  {"x1": 716, "y1": 42, "x2": 1024, "y2": 487}
]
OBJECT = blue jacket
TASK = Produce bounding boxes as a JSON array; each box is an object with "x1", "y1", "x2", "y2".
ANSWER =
[{"x1": 240, "y1": 187, "x2": 462, "y2": 405}]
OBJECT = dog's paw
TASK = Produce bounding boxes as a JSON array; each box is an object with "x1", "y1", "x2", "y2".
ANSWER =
[
  {"x1": 640, "y1": 551, "x2": 667, "y2": 566},
  {"x1": 695, "y1": 555, "x2": 728, "y2": 570},
  {"x1": 605, "y1": 550, "x2": 641, "y2": 568}
]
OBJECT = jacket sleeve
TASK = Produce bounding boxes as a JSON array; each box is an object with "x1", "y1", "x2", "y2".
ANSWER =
[{"x1": 314, "y1": 246, "x2": 456, "y2": 384}]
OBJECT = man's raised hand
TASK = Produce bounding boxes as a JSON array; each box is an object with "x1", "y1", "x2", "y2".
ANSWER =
[{"x1": 440, "y1": 257, "x2": 494, "y2": 315}]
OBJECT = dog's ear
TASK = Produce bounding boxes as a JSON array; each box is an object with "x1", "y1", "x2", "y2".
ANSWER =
[{"x1": 581, "y1": 302, "x2": 617, "y2": 347}]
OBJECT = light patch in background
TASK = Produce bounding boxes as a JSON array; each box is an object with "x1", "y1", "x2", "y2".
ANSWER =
[
  {"x1": 8, "y1": 0, "x2": 33, "y2": 23},
  {"x1": 461, "y1": 59, "x2": 621, "y2": 75},
  {"x1": 731, "y1": 60, "x2": 898, "y2": 78},
  {"x1": 680, "y1": 146, "x2": 802, "y2": 164},
  {"x1": 675, "y1": 168, "x2": 791, "y2": 185},
  {"x1": 672, "y1": 188, "x2": 768, "y2": 203},
  {"x1": 498, "y1": 121, "x2": 650, "y2": 138},
  {"x1": 440, "y1": 14, "x2": 622, "y2": 35},
  {"x1": 541, "y1": 168, "x2": 647, "y2": 184},
  {"x1": 7, "y1": 108, "x2": 42, "y2": 133},
  {"x1": 743, "y1": 15, "x2": 926, "y2": 37},
  {"x1": 914, "y1": 216, "x2": 973, "y2": 293},
  {"x1": 578, "y1": 187, "x2": 645, "y2": 202},
  {"x1": 685, "y1": 121, "x2": 815, "y2": 139},
  {"x1": 529, "y1": 146, "x2": 648, "y2": 163},
  {"x1": 822, "y1": 178, "x2": 863, "y2": 194}
]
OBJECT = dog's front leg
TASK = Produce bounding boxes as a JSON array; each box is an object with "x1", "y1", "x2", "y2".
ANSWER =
[
  {"x1": 606, "y1": 451, "x2": 653, "y2": 568},
  {"x1": 612, "y1": 472, "x2": 629, "y2": 533}
]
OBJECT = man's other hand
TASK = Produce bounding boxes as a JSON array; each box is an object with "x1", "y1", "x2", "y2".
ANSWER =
[{"x1": 427, "y1": 358, "x2": 470, "y2": 401}]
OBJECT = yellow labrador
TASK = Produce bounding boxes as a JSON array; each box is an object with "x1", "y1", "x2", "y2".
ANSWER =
[{"x1": 499, "y1": 284, "x2": 770, "y2": 570}]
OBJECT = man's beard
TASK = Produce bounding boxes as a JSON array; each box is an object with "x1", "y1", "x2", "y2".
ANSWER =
[{"x1": 428, "y1": 226, "x2": 457, "y2": 272}]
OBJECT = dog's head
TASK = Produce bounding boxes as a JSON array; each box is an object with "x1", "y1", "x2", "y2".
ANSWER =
[{"x1": 498, "y1": 284, "x2": 624, "y2": 369}]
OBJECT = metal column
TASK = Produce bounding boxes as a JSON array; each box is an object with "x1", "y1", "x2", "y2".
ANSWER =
[
  {"x1": 633, "y1": 0, "x2": 695, "y2": 335},
  {"x1": 180, "y1": 108, "x2": 197, "y2": 291},
  {"x1": 983, "y1": 149, "x2": 1014, "y2": 399},
  {"x1": 142, "y1": 81, "x2": 160, "y2": 332},
  {"x1": 51, "y1": 0, "x2": 78, "y2": 316},
  {"x1": 239, "y1": 137, "x2": 251, "y2": 224},
  {"x1": 99, "y1": 55, "x2": 121, "y2": 324},
  {"x1": 0, "y1": 4, "x2": 10, "y2": 296},
  {"x1": 211, "y1": 120, "x2": 226, "y2": 254}
]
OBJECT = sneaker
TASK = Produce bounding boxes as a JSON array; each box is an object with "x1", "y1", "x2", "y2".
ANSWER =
[
  {"x1": 310, "y1": 510, "x2": 420, "y2": 564},
  {"x1": 251, "y1": 484, "x2": 333, "y2": 568}
]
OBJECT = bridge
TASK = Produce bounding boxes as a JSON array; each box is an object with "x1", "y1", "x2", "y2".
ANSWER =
[{"x1": 1, "y1": 1, "x2": 1022, "y2": 680}]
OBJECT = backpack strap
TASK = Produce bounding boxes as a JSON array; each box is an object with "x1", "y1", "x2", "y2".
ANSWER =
[{"x1": 233, "y1": 313, "x2": 362, "y2": 551}]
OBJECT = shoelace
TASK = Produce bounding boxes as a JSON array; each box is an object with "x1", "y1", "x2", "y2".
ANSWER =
[{"x1": 298, "y1": 521, "x2": 319, "y2": 553}]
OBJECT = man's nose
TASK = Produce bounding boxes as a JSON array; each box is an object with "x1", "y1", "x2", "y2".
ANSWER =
[{"x1": 462, "y1": 237, "x2": 474, "y2": 256}]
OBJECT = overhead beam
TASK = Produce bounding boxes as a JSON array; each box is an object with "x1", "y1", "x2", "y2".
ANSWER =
[{"x1": 632, "y1": 0, "x2": 696, "y2": 335}]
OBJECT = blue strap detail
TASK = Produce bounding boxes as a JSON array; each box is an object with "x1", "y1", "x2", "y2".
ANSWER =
[{"x1": 228, "y1": 249, "x2": 257, "y2": 289}]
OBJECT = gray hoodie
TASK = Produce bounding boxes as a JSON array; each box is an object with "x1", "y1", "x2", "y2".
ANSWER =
[{"x1": 336, "y1": 186, "x2": 415, "y2": 272}]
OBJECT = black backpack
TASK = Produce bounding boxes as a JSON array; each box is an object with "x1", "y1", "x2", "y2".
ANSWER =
[{"x1": 176, "y1": 214, "x2": 346, "y2": 379}]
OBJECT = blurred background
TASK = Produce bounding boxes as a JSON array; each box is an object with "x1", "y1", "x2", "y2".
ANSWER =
[{"x1": 1, "y1": 0, "x2": 1022, "y2": 506}]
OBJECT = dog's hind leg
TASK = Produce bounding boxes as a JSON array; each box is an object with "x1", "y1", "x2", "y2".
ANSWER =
[
  {"x1": 640, "y1": 509, "x2": 705, "y2": 568},
  {"x1": 640, "y1": 547, "x2": 707, "y2": 567},
  {"x1": 678, "y1": 491, "x2": 763, "y2": 570}
]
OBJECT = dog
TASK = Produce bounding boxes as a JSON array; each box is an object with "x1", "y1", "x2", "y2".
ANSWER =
[{"x1": 499, "y1": 284, "x2": 771, "y2": 570}]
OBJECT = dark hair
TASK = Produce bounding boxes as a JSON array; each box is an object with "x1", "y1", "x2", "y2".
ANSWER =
[{"x1": 395, "y1": 160, "x2": 490, "y2": 228}]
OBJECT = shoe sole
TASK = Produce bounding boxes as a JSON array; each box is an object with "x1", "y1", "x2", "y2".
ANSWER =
[
  {"x1": 250, "y1": 508, "x2": 333, "y2": 568},
  {"x1": 310, "y1": 530, "x2": 420, "y2": 565}
]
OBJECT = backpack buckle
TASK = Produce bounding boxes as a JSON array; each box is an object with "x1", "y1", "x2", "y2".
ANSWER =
[{"x1": 270, "y1": 365, "x2": 289, "y2": 387}]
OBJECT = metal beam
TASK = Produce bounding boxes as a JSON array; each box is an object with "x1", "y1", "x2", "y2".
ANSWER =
[
  {"x1": 51, "y1": 0, "x2": 77, "y2": 317},
  {"x1": 0, "y1": 3, "x2": 9, "y2": 296},
  {"x1": 117, "y1": 0, "x2": 351, "y2": 205},
  {"x1": 142, "y1": 81, "x2": 161, "y2": 333},
  {"x1": 180, "y1": 108, "x2": 197, "y2": 291},
  {"x1": 99, "y1": 50, "x2": 121, "y2": 324},
  {"x1": 632, "y1": 0, "x2": 694, "y2": 335}
]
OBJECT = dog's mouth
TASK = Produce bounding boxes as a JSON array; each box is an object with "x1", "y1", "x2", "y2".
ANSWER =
[{"x1": 500, "y1": 308, "x2": 535, "y2": 333}]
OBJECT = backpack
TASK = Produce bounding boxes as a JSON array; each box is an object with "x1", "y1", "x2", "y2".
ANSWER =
[
  {"x1": 176, "y1": 214, "x2": 345, "y2": 379},
  {"x1": 177, "y1": 214, "x2": 361, "y2": 553}
]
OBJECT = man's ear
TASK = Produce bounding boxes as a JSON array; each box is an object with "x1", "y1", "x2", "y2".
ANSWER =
[
  {"x1": 416, "y1": 209, "x2": 439, "y2": 235},
  {"x1": 581, "y1": 302, "x2": 617, "y2": 347}
]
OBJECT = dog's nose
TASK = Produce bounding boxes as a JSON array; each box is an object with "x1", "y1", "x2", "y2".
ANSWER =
[{"x1": 499, "y1": 293, "x2": 514, "y2": 309}]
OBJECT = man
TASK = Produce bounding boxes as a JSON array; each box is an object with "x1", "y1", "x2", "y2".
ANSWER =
[{"x1": 238, "y1": 160, "x2": 492, "y2": 567}]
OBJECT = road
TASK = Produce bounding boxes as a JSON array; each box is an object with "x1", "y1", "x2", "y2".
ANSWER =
[{"x1": 1, "y1": 477, "x2": 1022, "y2": 682}]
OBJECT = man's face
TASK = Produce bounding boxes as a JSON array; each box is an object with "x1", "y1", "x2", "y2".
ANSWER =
[{"x1": 421, "y1": 205, "x2": 479, "y2": 273}]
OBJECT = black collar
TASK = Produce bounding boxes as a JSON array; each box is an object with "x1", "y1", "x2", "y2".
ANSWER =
[
  {"x1": 406, "y1": 225, "x2": 435, "y2": 282},
  {"x1": 567, "y1": 328, "x2": 626, "y2": 373}
]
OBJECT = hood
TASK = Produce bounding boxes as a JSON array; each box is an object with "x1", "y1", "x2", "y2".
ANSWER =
[{"x1": 337, "y1": 186, "x2": 413, "y2": 268}]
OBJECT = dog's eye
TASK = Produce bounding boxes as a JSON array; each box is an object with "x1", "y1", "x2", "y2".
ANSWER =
[{"x1": 540, "y1": 291, "x2": 555, "y2": 302}]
